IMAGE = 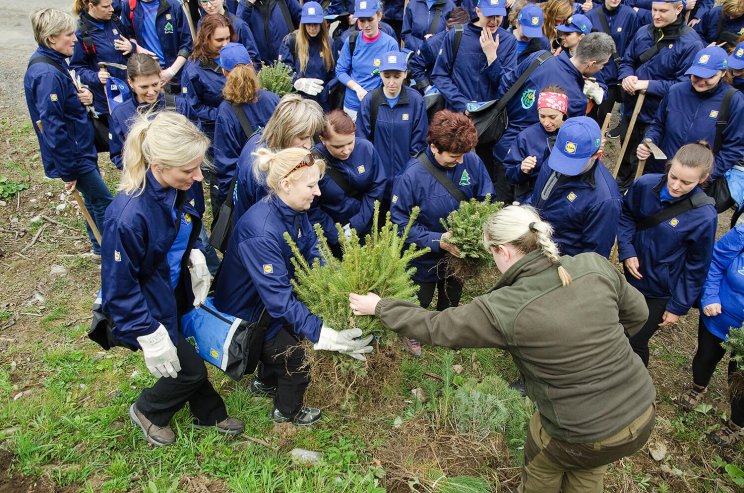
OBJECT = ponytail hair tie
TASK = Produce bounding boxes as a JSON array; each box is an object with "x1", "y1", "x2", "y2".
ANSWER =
[{"x1": 528, "y1": 222, "x2": 538, "y2": 232}]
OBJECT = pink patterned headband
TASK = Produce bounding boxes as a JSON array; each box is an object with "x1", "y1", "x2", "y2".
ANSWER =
[{"x1": 538, "y1": 91, "x2": 568, "y2": 114}]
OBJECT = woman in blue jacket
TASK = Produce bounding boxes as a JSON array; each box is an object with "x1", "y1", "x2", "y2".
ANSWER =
[
  {"x1": 401, "y1": 0, "x2": 455, "y2": 53},
  {"x1": 213, "y1": 147, "x2": 373, "y2": 425},
  {"x1": 102, "y1": 111, "x2": 244, "y2": 446},
  {"x1": 356, "y1": 51, "x2": 428, "y2": 192},
  {"x1": 335, "y1": 0, "x2": 400, "y2": 120},
  {"x1": 311, "y1": 110, "x2": 387, "y2": 253},
  {"x1": 618, "y1": 141, "x2": 718, "y2": 367},
  {"x1": 728, "y1": 40, "x2": 744, "y2": 92},
  {"x1": 678, "y1": 225, "x2": 744, "y2": 447},
  {"x1": 279, "y1": 2, "x2": 336, "y2": 110},
  {"x1": 233, "y1": 94, "x2": 325, "y2": 222},
  {"x1": 391, "y1": 110, "x2": 493, "y2": 355},
  {"x1": 212, "y1": 43, "x2": 279, "y2": 207},
  {"x1": 25, "y1": 8, "x2": 112, "y2": 257},
  {"x1": 70, "y1": 0, "x2": 133, "y2": 130},
  {"x1": 197, "y1": 0, "x2": 261, "y2": 61},
  {"x1": 694, "y1": 0, "x2": 744, "y2": 49}
]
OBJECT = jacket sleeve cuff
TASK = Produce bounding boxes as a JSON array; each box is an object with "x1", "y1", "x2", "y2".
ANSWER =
[
  {"x1": 646, "y1": 80, "x2": 664, "y2": 97},
  {"x1": 665, "y1": 299, "x2": 689, "y2": 317},
  {"x1": 178, "y1": 49, "x2": 191, "y2": 60},
  {"x1": 699, "y1": 295, "x2": 720, "y2": 308},
  {"x1": 375, "y1": 298, "x2": 400, "y2": 326}
]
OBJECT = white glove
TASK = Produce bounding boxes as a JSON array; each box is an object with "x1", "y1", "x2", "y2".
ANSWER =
[
  {"x1": 137, "y1": 324, "x2": 180, "y2": 378},
  {"x1": 342, "y1": 345, "x2": 374, "y2": 361},
  {"x1": 342, "y1": 223, "x2": 353, "y2": 240},
  {"x1": 294, "y1": 78, "x2": 324, "y2": 96},
  {"x1": 188, "y1": 249, "x2": 211, "y2": 307},
  {"x1": 313, "y1": 325, "x2": 374, "y2": 353},
  {"x1": 583, "y1": 79, "x2": 604, "y2": 105}
]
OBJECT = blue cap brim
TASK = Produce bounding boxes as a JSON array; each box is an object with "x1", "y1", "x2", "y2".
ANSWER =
[
  {"x1": 479, "y1": 6, "x2": 506, "y2": 16},
  {"x1": 685, "y1": 66, "x2": 720, "y2": 78},
  {"x1": 355, "y1": 8, "x2": 379, "y2": 17},
  {"x1": 728, "y1": 58, "x2": 744, "y2": 70},
  {"x1": 547, "y1": 153, "x2": 593, "y2": 176},
  {"x1": 301, "y1": 15, "x2": 324, "y2": 23},
  {"x1": 556, "y1": 24, "x2": 581, "y2": 33},
  {"x1": 521, "y1": 24, "x2": 543, "y2": 38}
]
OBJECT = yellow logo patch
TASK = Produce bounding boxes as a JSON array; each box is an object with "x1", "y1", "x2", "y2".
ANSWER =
[
  {"x1": 50, "y1": 94, "x2": 58, "y2": 102},
  {"x1": 668, "y1": 43, "x2": 673, "y2": 49},
  {"x1": 698, "y1": 54, "x2": 710, "y2": 64},
  {"x1": 184, "y1": 213, "x2": 191, "y2": 223},
  {"x1": 182, "y1": 87, "x2": 188, "y2": 94},
  {"x1": 210, "y1": 349, "x2": 219, "y2": 359},
  {"x1": 564, "y1": 142, "x2": 577, "y2": 154},
  {"x1": 108, "y1": 132, "x2": 112, "y2": 140},
  {"x1": 357, "y1": 165, "x2": 366, "y2": 174},
  {"x1": 669, "y1": 218, "x2": 679, "y2": 227},
  {"x1": 374, "y1": 58, "x2": 380, "y2": 67},
  {"x1": 166, "y1": 13, "x2": 172, "y2": 19},
  {"x1": 263, "y1": 264, "x2": 273, "y2": 274},
  {"x1": 738, "y1": 48, "x2": 744, "y2": 57},
  {"x1": 112, "y1": 29, "x2": 118, "y2": 35},
  {"x1": 531, "y1": 16, "x2": 539, "y2": 25},
  {"x1": 709, "y1": 110, "x2": 719, "y2": 118},
  {"x1": 114, "y1": 250, "x2": 121, "y2": 262},
  {"x1": 567, "y1": 192, "x2": 577, "y2": 202},
  {"x1": 391, "y1": 195, "x2": 398, "y2": 203},
  {"x1": 617, "y1": 27, "x2": 622, "y2": 32},
  {"x1": 402, "y1": 113, "x2": 409, "y2": 121}
]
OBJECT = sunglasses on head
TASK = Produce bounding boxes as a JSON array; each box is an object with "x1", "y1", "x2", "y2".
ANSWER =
[{"x1": 283, "y1": 153, "x2": 315, "y2": 179}]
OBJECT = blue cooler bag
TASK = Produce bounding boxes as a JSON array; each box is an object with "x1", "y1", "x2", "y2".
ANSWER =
[{"x1": 180, "y1": 297, "x2": 269, "y2": 381}]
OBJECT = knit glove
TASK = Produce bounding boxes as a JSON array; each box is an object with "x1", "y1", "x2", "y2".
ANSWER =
[{"x1": 294, "y1": 78, "x2": 324, "y2": 96}]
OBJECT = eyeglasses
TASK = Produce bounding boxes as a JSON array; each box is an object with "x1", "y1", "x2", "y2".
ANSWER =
[{"x1": 283, "y1": 153, "x2": 315, "y2": 179}]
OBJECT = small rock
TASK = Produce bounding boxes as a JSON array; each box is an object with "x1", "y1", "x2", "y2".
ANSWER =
[
  {"x1": 30, "y1": 198, "x2": 37, "y2": 204},
  {"x1": 411, "y1": 387, "x2": 428, "y2": 403},
  {"x1": 32, "y1": 292, "x2": 45, "y2": 305},
  {"x1": 659, "y1": 464, "x2": 684, "y2": 477},
  {"x1": 46, "y1": 192, "x2": 53, "y2": 197},
  {"x1": 49, "y1": 264, "x2": 67, "y2": 277},
  {"x1": 130, "y1": 370, "x2": 140, "y2": 379},
  {"x1": 9, "y1": 361, "x2": 16, "y2": 372},
  {"x1": 648, "y1": 440, "x2": 668, "y2": 462},
  {"x1": 55, "y1": 203, "x2": 66, "y2": 213},
  {"x1": 10, "y1": 217, "x2": 18, "y2": 223},
  {"x1": 79, "y1": 384, "x2": 87, "y2": 390},
  {"x1": 30, "y1": 215, "x2": 42, "y2": 224},
  {"x1": 392, "y1": 416, "x2": 403, "y2": 429},
  {"x1": 58, "y1": 193, "x2": 66, "y2": 201},
  {"x1": 13, "y1": 389, "x2": 33, "y2": 401},
  {"x1": 452, "y1": 364, "x2": 464, "y2": 374},
  {"x1": 289, "y1": 448, "x2": 322, "y2": 465},
  {"x1": 0, "y1": 201, "x2": 6, "y2": 207}
]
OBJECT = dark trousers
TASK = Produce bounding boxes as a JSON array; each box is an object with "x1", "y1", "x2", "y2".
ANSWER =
[
  {"x1": 475, "y1": 142, "x2": 513, "y2": 203},
  {"x1": 629, "y1": 297, "x2": 667, "y2": 367},
  {"x1": 692, "y1": 319, "x2": 744, "y2": 426},
  {"x1": 615, "y1": 120, "x2": 649, "y2": 192},
  {"x1": 258, "y1": 328, "x2": 310, "y2": 417},
  {"x1": 417, "y1": 277, "x2": 463, "y2": 311},
  {"x1": 75, "y1": 168, "x2": 113, "y2": 255},
  {"x1": 137, "y1": 335, "x2": 228, "y2": 427}
]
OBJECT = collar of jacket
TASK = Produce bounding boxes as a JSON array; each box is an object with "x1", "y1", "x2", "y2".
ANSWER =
[
  {"x1": 650, "y1": 15, "x2": 687, "y2": 43},
  {"x1": 424, "y1": 146, "x2": 457, "y2": 171},
  {"x1": 200, "y1": 57, "x2": 222, "y2": 72},
  {"x1": 36, "y1": 45, "x2": 68, "y2": 64},
  {"x1": 686, "y1": 78, "x2": 727, "y2": 99},
  {"x1": 144, "y1": 169, "x2": 179, "y2": 208},
  {"x1": 652, "y1": 174, "x2": 701, "y2": 204},
  {"x1": 601, "y1": 4, "x2": 619, "y2": 16},
  {"x1": 268, "y1": 194, "x2": 306, "y2": 224},
  {"x1": 466, "y1": 22, "x2": 500, "y2": 36},
  {"x1": 378, "y1": 85, "x2": 411, "y2": 106},
  {"x1": 492, "y1": 250, "x2": 554, "y2": 290},
  {"x1": 136, "y1": 94, "x2": 168, "y2": 111},
  {"x1": 79, "y1": 11, "x2": 105, "y2": 31}
]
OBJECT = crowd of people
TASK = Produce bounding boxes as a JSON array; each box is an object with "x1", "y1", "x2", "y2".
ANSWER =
[{"x1": 23, "y1": 0, "x2": 744, "y2": 490}]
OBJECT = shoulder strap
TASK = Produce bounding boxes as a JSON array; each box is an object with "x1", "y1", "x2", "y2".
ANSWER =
[
  {"x1": 78, "y1": 17, "x2": 97, "y2": 58},
  {"x1": 714, "y1": 87, "x2": 737, "y2": 154},
  {"x1": 349, "y1": 30, "x2": 359, "y2": 56},
  {"x1": 287, "y1": 32, "x2": 297, "y2": 61},
  {"x1": 636, "y1": 192, "x2": 715, "y2": 230},
  {"x1": 639, "y1": 25, "x2": 692, "y2": 64},
  {"x1": 311, "y1": 148, "x2": 361, "y2": 198},
  {"x1": 596, "y1": 10, "x2": 621, "y2": 66},
  {"x1": 231, "y1": 102, "x2": 255, "y2": 139},
  {"x1": 450, "y1": 24, "x2": 463, "y2": 76},
  {"x1": 496, "y1": 50, "x2": 552, "y2": 113},
  {"x1": 164, "y1": 92, "x2": 177, "y2": 109},
  {"x1": 368, "y1": 87, "x2": 385, "y2": 143},
  {"x1": 414, "y1": 150, "x2": 467, "y2": 202},
  {"x1": 428, "y1": 4, "x2": 444, "y2": 36},
  {"x1": 276, "y1": 0, "x2": 295, "y2": 33},
  {"x1": 28, "y1": 56, "x2": 71, "y2": 80}
]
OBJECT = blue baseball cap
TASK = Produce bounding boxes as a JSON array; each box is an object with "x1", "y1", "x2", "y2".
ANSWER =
[
  {"x1": 217, "y1": 43, "x2": 251, "y2": 71},
  {"x1": 556, "y1": 14, "x2": 593, "y2": 35},
  {"x1": 685, "y1": 46, "x2": 728, "y2": 78},
  {"x1": 729, "y1": 41, "x2": 744, "y2": 70},
  {"x1": 547, "y1": 116, "x2": 602, "y2": 176},
  {"x1": 354, "y1": 0, "x2": 381, "y2": 17},
  {"x1": 379, "y1": 51, "x2": 408, "y2": 72},
  {"x1": 301, "y1": 1, "x2": 324, "y2": 24},
  {"x1": 477, "y1": 0, "x2": 507, "y2": 17},
  {"x1": 517, "y1": 4, "x2": 544, "y2": 39}
]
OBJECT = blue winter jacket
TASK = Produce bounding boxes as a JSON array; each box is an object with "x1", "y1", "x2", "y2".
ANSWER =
[
  {"x1": 391, "y1": 148, "x2": 494, "y2": 283},
  {"x1": 197, "y1": 13, "x2": 261, "y2": 65},
  {"x1": 528, "y1": 161, "x2": 622, "y2": 258},
  {"x1": 618, "y1": 174, "x2": 716, "y2": 314},
  {"x1": 694, "y1": 7, "x2": 744, "y2": 45},
  {"x1": 101, "y1": 171, "x2": 203, "y2": 347},
  {"x1": 493, "y1": 51, "x2": 588, "y2": 163},
  {"x1": 109, "y1": 93, "x2": 196, "y2": 170},
  {"x1": 213, "y1": 195, "x2": 323, "y2": 342},
  {"x1": 234, "y1": 132, "x2": 270, "y2": 222},
  {"x1": 236, "y1": 0, "x2": 301, "y2": 63},
  {"x1": 24, "y1": 46, "x2": 98, "y2": 182},
  {"x1": 700, "y1": 225, "x2": 744, "y2": 341},
  {"x1": 213, "y1": 90, "x2": 280, "y2": 203},
  {"x1": 431, "y1": 22, "x2": 517, "y2": 113},
  {"x1": 643, "y1": 80, "x2": 744, "y2": 179},
  {"x1": 618, "y1": 18, "x2": 704, "y2": 124},
  {"x1": 586, "y1": 3, "x2": 638, "y2": 85},
  {"x1": 180, "y1": 59, "x2": 226, "y2": 139},
  {"x1": 408, "y1": 28, "x2": 447, "y2": 90},
  {"x1": 384, "y1": 0, "x2": 405, "y2": 23},
  {"x1": 69, "y1": 12, "x2": 131, "y2": 116},
  {"x1": 336, "y1": 31, "x2": 400, "y2": 111},
  {"x1": 356, "y1": 86, "x2": 429, "y2": 189},
  {"x1": 309, "y1": 140, "x2": 387, "y2": 243},
  {"x1": 121, "y1": 0, "x2": 193, "y2": 82},
  {"x1": 503, "y1": 122, "x2": 558, "y2": 203},
  {"x1": 278, "y1": 33, "x2": 335, "y2": 110},
  {"x1": 402, "y1": 0, "x2": 455, "y2": 53}
]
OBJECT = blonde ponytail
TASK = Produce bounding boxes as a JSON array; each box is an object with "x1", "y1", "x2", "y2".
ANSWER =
[
  {"x1": 252, "y1": 147, "x2": 325, "y2": 195},
  {"x1": 71, "y1": 0, "x2": 87, "y2": 15}
]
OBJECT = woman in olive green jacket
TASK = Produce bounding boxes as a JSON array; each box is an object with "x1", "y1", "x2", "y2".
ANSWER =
[{"x1": 350, "y1": 205, "x2": 656, "y2": 493}]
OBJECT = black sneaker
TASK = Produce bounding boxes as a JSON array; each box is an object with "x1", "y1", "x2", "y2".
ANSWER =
[
  {"x1": 249, "y1": 379, "x2": 277, "y2": 397},
  {"x1": 607, "y1": 119, "x2": 627, "y2": 139},
  {"x1": 272, "y1": 407, "x2": 322, "y2": 426}
]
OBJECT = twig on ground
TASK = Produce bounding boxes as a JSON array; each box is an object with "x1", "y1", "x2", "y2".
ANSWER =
[
  {"x1": 21, "y1": 222, "x2": 47, "y2": 252},
  {"x1": 234, "y1": 435, "x2": 278, "y2": 452},
  {"x1": 424, "y1": 372, "x2": 443, "y2": 382},
  {"x1": 41, "y1": 215, "x2": 79, "y2": 231}
]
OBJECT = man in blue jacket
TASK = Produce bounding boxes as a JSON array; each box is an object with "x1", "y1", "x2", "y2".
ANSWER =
[
  {"x1": 491, "y1": 32, "x2": 614, "y2": 202},
  {"x1": 401, "y1": 0, "x2": 455, "y2": 54},
  {"x1": 528, "y1": 116, "x2": 622, "y2": 258},
  {"x1": 616, "y1": 0, "x2": 704, "y2": 190},
  {"x1": 121, "y1": 0, "x2": 193, "y2": 92},
  {"x1": 641, "y1": 46, "x2": 744, "y2": 180}
]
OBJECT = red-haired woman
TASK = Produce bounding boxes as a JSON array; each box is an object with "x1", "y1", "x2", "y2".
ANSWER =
[{"x1": 390, "y1": 110, "x2": 494, "y2": 355}]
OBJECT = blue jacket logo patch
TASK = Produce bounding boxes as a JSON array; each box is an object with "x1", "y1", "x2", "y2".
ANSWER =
[
  {"x1": 263, "y1": 264, "x2": 273, "y2": 274},
  {"x1": 357, "y1": 165, "x2": 366, "y2": 174},
  {"x1": 567, "y1": 192, "x2": 577, "y2": 202},
  {"x1": 164, "y1": 22, "x2": 174, "y2": 34},
  {"x1": 669, "y1": 218, "x2": 679, "y2": 227},
  {"x1": 459, "y1": 169, "x2": 471, "y2": 186},
  {"x1": 521, "y1": 89, "x2": 536, "y2": 109}
]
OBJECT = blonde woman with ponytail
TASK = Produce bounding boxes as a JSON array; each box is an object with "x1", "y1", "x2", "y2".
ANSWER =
[
  {"x1": 101, "y1": 111, "x2": 244, "y2": 447},
  {"x1": 351, "y1": 205, "x2": 656, "y2": 493},
  {"x1": 214, "y1": 147, "x2": 373, "y2": 426}
]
